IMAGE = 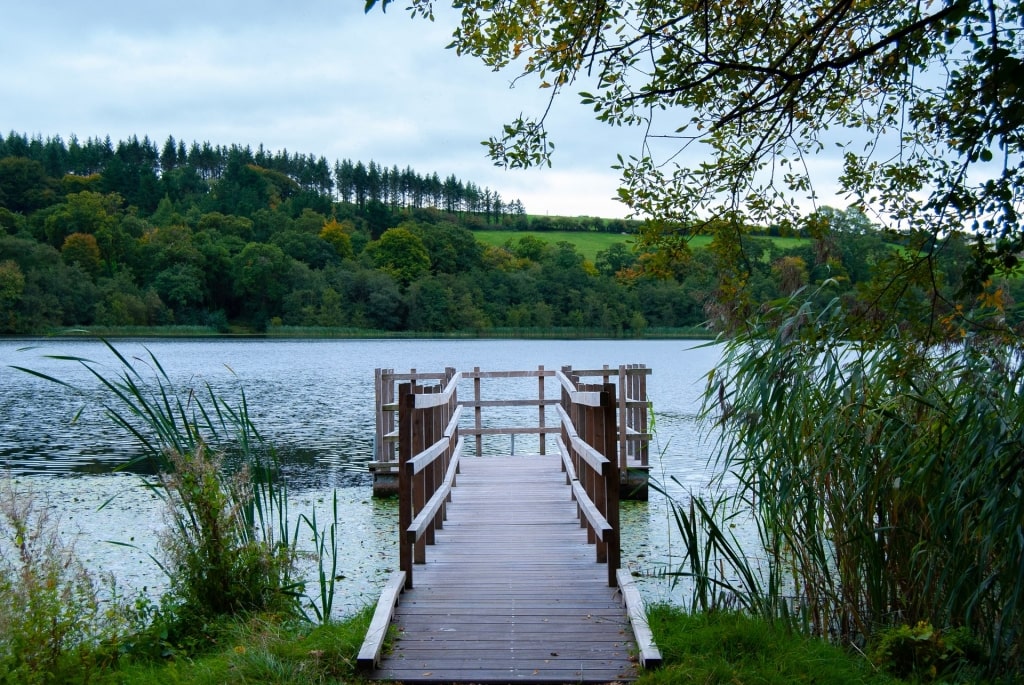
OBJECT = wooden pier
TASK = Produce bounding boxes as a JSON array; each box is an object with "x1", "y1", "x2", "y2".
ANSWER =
[
  {"x1": 370, "y1": 365, "x2": 653, "y2": 499},
  {"x1": 358, "y1": 365, "x2": 661, "y2": 683}
]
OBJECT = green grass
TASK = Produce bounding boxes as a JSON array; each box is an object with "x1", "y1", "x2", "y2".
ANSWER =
[
  {"x1": 639, "y1": 607, "x2": 901, "y2": 685},
  {"x1": 83, "y1": 605, "x2": 915, "y2": 684},
  {"x1": 96, "y1": 609, "x2": 375, "y2": 685},
  {"x1": 472, "y1": 229, "x2": 807, "y2": 261},
  {"x1": 473, "y1": 229, "x2": 641, "y2": 260}
]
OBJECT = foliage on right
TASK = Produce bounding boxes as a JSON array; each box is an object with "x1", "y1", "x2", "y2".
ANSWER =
[
  {"x1": 371, "y1": 0, "x2": 1023, "y2": 337},
  {"x1": 697, "y1": 293, "x2": 1022, "y2": 679}
]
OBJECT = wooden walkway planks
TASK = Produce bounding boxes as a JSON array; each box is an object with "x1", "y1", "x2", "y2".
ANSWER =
[{"x1": 369, "y1": 454, "x2": 639, "y2": 683}]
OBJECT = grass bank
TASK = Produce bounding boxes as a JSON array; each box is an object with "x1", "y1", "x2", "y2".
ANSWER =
[{"x1": 57, "y1": 605, "x2": 924, "y2": 684}]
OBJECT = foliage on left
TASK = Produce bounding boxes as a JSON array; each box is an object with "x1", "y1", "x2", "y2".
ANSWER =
[
  {"x1": 12, "y1": 341, "x2": 303, "y2": 651},
  {"x1": 0, "y1": 478, "x2": 140, "y2": 684}
]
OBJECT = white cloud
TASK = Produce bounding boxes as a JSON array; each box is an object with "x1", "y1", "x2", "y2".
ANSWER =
[{"x1": 0, "y1": 1, "x2": 847, "y2": 220}]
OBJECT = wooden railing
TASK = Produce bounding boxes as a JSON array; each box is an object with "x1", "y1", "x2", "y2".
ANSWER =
[
  {"x1": 567, "y1": 364, "x2": 652, "y2": 474},
  {"x1": 394, "y1": 370, "x2": 462, "y2": 590},
  {"x1": 555, "y1": 369, "x2": 620, "y2": 587},
  {"x1": 371, "y1": 364, "x2": 651, "y2": 483},
  {"x1": 390, "y1": 366, "x2": 625, "y2": 590}
]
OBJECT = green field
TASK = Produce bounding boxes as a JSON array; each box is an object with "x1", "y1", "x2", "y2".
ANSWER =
[{"x1": 471, "y1": 230, "x2": 806, "y2": 261}]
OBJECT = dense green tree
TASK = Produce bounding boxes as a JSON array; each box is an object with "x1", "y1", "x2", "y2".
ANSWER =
[
  {"x1": 595, "y1": 242, "x2": 638, "y2": 278},
  {"x1": 0, "y1": 157, "x2": 57, "y2": 213},
  {"x1": 508, "y1": 235, "x2": 550, "y2": 263},
  {"x1": 60, "y1": 232, "x2": 103, "y2": 278},
  {"x1": 368, "y1": 227, "x2": 431, "y2": 285},
  {"x1": 407, "y1": 276, "x2": 453, "y2": 331},
  {"x1": 231, "y1": 242, "x2": 296, "y2": 324},
  {"x1": 319, "y1": 219, "x2": 355, "y2": 259},
  {"x1": 0, "y1": 208, "x2": 23, "y2": 235},
  {"x1": 353, "y1": 269, "x2": 405, "y2": 330},
  {"x1": 270, "y1": 230, "x2": 338, "y2": 269},
  {"x1": 0, "y1": 259, "x2": 24, "y2": 330},
  {"x1": 41, "y1": 189, "x2": 127, "y2": 272},
  {"x1": 199, "y1": 211, "x2": 255, "y2": 241},
  {"x1": 95, "y1": 271, "x2": 166, "y2": 326},
  {"x1": 408, "y1": 221, "x2": 484, "y2": 274}
]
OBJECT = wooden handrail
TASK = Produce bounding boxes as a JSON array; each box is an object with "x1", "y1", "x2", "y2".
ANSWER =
[
  {"x1": 555, "y1": 370, "x2": 604, "y2": 407},
  {"x1": 375, "y1": 364, "x2": 650, "y2": 469},
  {"x1": 407, "y1": 436, "x2": 463, "y2": 543},
  {"x1": 412, "y1": 371, "x2": 462, "y2": 409},
  {"x1": 407, "y1": 405, "x2": 463, "y2": 475},
  {"x1": 558, "y1": 369, "x2": 620, "y2": 586},
  {"x1": 556, "y1": 404, "x2": 608, "y2": 472},
  {"x1": 398, "y1": 371, "x2": 460, "y2": 589}
]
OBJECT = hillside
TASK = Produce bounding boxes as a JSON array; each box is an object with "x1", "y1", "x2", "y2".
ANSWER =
[{"x1": 3, "y1": 131, "x2": 1017, "y2": 337}]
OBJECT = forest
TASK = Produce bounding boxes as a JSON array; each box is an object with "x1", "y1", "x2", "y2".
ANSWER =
[{"x1": 1, "y1": 131, "x2": 1017, "y2": 336}]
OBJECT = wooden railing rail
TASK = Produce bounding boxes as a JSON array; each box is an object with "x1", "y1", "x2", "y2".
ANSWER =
[
  {"x1": 397, "y1": 370, "x2": 461, "y2": 590},
  {"x1": 374, "y1": 364, "x2": 651, "y2": 472},
  {"x1": 463, "y1": 366, "x2": 557, "y2": 456},
  {"x1": 556, "y1": 368, "x2": 620, "y2": 587},
  {"x1": 564, "y1": 364, "x2": 651, "y2": 472}
]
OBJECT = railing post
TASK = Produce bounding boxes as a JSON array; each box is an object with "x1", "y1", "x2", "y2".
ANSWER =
[
  {"x1": 422, "y1": 385, "x2": 438, "y2": 547},
  {"x1": 398, "y1": 382, "x2": 414, "y2": 589},
  {"x1": 560, "y1": 365, "x2": 571, "y2": 480},
  {"x1": 618, "y1": 365, "x2": 628, "y2": 473},
  {"x1": 473, "y1": 366, "x2": 483, "y2": 456},
  {"x1": 374, "y1": 368, "x2": 397, "y2": 464},
  {"x1": 538, "y1": 364, "x2": 546, "y2": 455},
  {"x1": 586, "y1": 383, "x2": 605, "y2": 558},
  {"x1": 601, "y1": 382, "x2": 620, "y2": 587},
  {"x1": 638, "y1": 365, "x2": 649, "y2": 468}
]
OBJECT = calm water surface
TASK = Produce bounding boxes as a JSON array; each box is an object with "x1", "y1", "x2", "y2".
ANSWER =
[{"x1": 0, "y1": 338, "x2": 725, "y2": 614}]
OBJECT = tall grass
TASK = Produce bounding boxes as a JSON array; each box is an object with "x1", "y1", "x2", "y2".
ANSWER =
[
  {"x1": 14, "y1": 341, "x2": 298, "y2": 628},
  {"x1": 670, "y1": 296, "x2": 1022, "y2": 678},
  {"x1": 0, "y1": 478, "x2": 137, "y2": 683}
]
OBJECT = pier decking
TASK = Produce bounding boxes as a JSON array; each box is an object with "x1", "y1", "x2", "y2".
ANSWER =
[
  {"x1": 370, "y1": 454, "x2": 637, "y2": 682},
  {"x1": 358, "y1": 365, "x2": 661, "y2": 683}
]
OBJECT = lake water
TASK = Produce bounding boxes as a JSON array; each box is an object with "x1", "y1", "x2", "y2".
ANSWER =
[{"x1": 0, "y1": 338, "x2": 726, "y2": 615}]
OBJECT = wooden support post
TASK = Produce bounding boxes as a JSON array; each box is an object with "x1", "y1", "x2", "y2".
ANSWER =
[
  {"x1": 412, "y1": 389, "x2": 427, "y2": 564},
  {"x1": 423, "y1": 385, "x2": 437, "y2": 546},
  {"x1": 638, "y1": 365, "x2": 649, "y2": 468},
  {"x1": 398, "y1": 382, "x2": 414, "y2": 589},
  {"x1": 601, "y1": 382, "x2": 620, "y2": 587},
  {"x1": 618, "y1": 364, "x2": 628, "y2": 473},
  {"x1": 474, "y1": 366, "x2": 483, "y2": 456},
  {"x1": 538, "y1": 364, "x2": 546, "y2": 455},
  {"x1": 589, "y1": 384, "x2": 606, "y2": 562}
]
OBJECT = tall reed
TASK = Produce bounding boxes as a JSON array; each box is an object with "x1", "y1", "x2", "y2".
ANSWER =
[
  {"x1": 685, "y1": 296, "x2": 1022, "y2": 676},
  {"x1": 15, "y1": 341, "x2": 298, "y2": 626}
]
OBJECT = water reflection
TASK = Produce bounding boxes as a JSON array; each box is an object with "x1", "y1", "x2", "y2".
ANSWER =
[{"x1": 1, "y1": 338, "x2": 723, "y2": 615}]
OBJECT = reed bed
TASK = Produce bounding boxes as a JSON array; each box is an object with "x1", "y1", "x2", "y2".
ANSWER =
[{"x1": 667, "y1": 298, "x2": 1022, "y2": 679}]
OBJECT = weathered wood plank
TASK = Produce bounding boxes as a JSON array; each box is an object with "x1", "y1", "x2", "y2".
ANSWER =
[
  {"x1": 617, "y1": 568, "x2": 663, "y2": 669},
  {"x1": 357, "y1": 570, "x2": 406, "y2": 668}
]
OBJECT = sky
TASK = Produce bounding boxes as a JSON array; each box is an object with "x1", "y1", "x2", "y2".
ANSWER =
[{"x1": 1, "y1": 0, "x2": 648, "y2": 219}]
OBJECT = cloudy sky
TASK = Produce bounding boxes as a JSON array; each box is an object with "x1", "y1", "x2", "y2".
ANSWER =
[{"x1": 1, "y1": 0, "x2": 650, "y2": 218}]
